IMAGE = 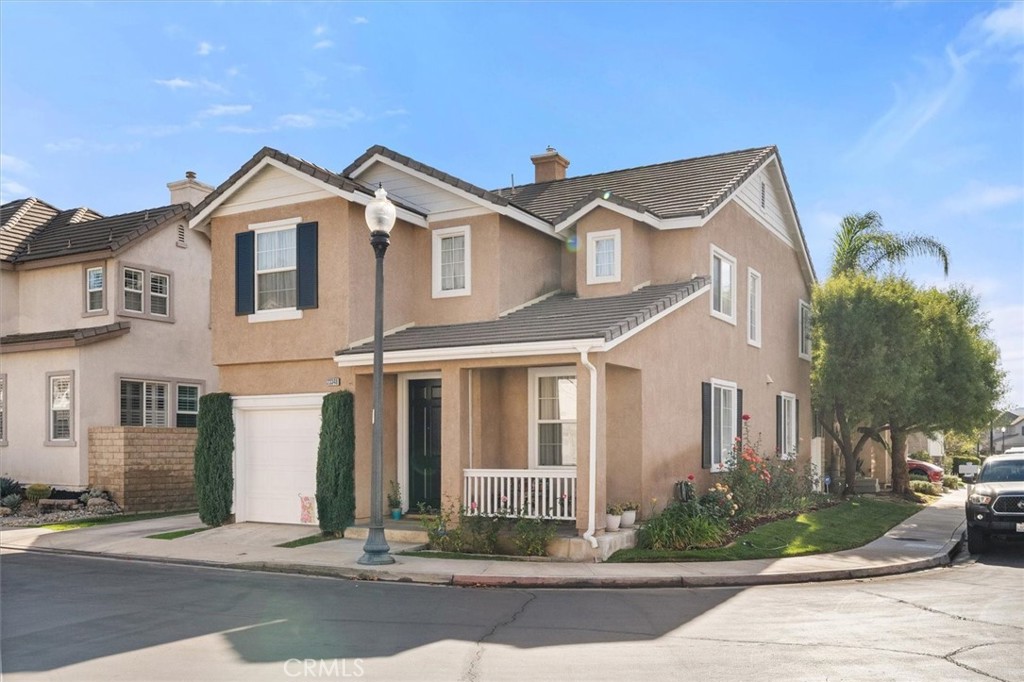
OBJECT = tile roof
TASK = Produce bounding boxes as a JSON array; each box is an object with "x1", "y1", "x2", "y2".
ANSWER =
[
  {"x1": 6, "y1": 203, "x2": 189, "y2": 263},
  {"x1": 1, "y1": 197, "x2": 63, "y2": 260},
  {"x1": 190, "y1": 146, "x2": 426, "y2": 223},
  {"x1": 493, "y1": 146, "x2": 776, "y2": 223},
  {"x1": 0, "y1": 321, "x2": 131, "y2": 350},
  {"x1": 337, "y1": 277, "x2": 708, "y2": 356}
]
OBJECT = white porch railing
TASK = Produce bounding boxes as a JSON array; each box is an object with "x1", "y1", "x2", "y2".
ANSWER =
[{"x1": 463, "y1": 469, "x2": 577, "y2": 520}]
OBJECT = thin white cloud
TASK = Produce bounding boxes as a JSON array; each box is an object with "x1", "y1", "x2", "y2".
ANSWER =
[
  {"x1": 313, "y1": 24, "x2": 329, "y2": 36},
  {"x1": 155, "y1": 77, "x2": 196, "y2": 90},
  {"x1": 313, "y1": 40, "x2": 334, "y2": 50},
  {"x1": 44, "y1": 138, "x2": 85, "y2": 152},
  {"x1": 941, "y1": 182, "x2": 1024, "y2": 213},
  {"x1": 226, "y1": 66, "x2": 241, "y2": 78},
  {"x1": 0, "y1": 153, "x2": 32, "y2": 175},
  {"x1": 351, "y1": 16, "x2": 369, "y2": 25},
  {"x1": 979, "y1": 2, "x2": 1024, "y2": 47},
  {"x1": 44, "y1": 138, "x2": 141, "y2": 152},
  {"x1": 278, "y1": 114, "x2": 316, "y2": 128},
  {"x1": 197, "y1": 41, "x2": 213, "y2": 56},
  {"x1": 382, "y1": 108, "x2": 409, "y2": 117},
  {"x1": 218, "y1": 124, "x2": 269, "y2": 134},
  {"x1": 200, "y1": 104, "x2": 253, "y2": 117},
  {"x1": 1, "y1": 180, "x2": 31, "y2": 201}
]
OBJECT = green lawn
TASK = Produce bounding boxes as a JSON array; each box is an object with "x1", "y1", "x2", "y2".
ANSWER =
[
  {"x1": 41, "y1": 510, "x2": 196, "y2": 531},
  {"x1": 146, "y1": 527, "x2": 210, "y2": 540},
  {"x1": 607, "y1": 497, "x2": 924, "y2": 563},
  {"x1": 275, "y1": 533, "x2": 341, "y2": 548}
]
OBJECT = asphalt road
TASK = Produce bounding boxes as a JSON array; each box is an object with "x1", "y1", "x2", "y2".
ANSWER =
[{"x1": 1, "y1": 543, "x2": 1021, "y2": 682}]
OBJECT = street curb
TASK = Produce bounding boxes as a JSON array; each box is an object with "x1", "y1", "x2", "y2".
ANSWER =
[{"x1": 3, "y1": 529, "x2": 965, "y2": 589}]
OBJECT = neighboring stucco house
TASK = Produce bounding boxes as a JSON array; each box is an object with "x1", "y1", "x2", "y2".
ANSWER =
[
  {"x1": 188, "y1": 144, "x2": 817, "y2": 538},
  {"x1": 0, "y1": 174, "x2": 218, "y2": 506}
]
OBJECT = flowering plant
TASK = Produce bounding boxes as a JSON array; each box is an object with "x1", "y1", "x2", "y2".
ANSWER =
[{"x1": 722, "y1": 415, "x2": 814, "y2": 517}]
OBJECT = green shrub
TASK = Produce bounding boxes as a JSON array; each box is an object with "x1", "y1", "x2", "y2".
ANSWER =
[
  {"x1": 636, "y1": 501, "x2": 729, "y2": 550},
  {"x1": 908, "y1": 472, "x2": 930, "y2": 482},
  {"x1": 722, "y1": 428, "x2": 815, "y2": 518},
  {"x1": 908, "y1": 451, "x2": 931, "y2": 462},
  {"x1": 25, "y1": 484, "x2": 52, "y2": 502},
  {"x1": 0, "y1": 476, "x2": 22, "y2": 498},
  {"x1": 950, "y1": 454, "x2": 980, "y2": 474},
  {"x1": 316, "y1": 390, "x2": 355, "y2": 535},
  {"x1": 419, "y1": 502, "x2": 466, "y2": 552},
  {"x1": 1, "y1": 493, "x2": 21, "y2": 510},
  {"x1": 909, "y1": 480, "x2": 941, "y2": 496},
  {"x1": 194, "y1": 392, "x2": 234, "y2": 527},
  {"x1": 461, "y1": 512, "x2": 503, "y2": 554},
  {"x1": 511, "y1": 517, "x2": 558, "y2": 556},
  {"x1": 942, "y1": 475, "x2": 961, "y2": 490}
]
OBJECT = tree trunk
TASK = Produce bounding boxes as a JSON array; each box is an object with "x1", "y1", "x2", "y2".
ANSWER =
[{"x1": 889, "y1": 427, "x2": 910, "y2": 496}]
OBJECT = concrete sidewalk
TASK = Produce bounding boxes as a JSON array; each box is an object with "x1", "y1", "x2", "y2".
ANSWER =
[{"x1": 0, "y1": 489, "x2": 967, "y2": 589}]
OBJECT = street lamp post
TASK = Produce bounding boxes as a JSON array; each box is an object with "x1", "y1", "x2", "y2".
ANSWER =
[
  {"x1": 1001, "y1": 426, "x2": 1007, "y2": 454},
  {"x1": 358, "y1": 186, "x2": 397, "y2": 566}
]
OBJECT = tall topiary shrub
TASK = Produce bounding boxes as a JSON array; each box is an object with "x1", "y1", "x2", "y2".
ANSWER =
[
  {"x1": 317, "y1": 390, "x2": 355, "y2": 535},
  {"x1": 194, "y1": 392, "x2": 234, "y2": 526}
]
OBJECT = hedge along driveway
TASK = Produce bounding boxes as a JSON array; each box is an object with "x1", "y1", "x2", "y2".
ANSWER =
[{"x1": 608, "y1": 497, "x2": 924, "y2": 563}]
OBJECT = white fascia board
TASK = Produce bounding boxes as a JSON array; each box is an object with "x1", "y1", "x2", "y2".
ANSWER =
[
  {"x1": 333, "y1": 337, "x2": 605, "y2": 367},
  {"x1": 554, "y1": 198, "x2": 704, "y2": 233},
  {"x1": 188, "y1": 156, "x2": 428, "y2": 231},
  {"x1": 354, "y1": 155, "x2": 558, "y2": 239},
  {"x1": 232, "y1": 393, "x2": 327, "y2": 410},
  {"x1": 602, "y1": 283, "x2": 710, "y2": 352},
  {"x1": 750, "y1": 155, "x2": 815, "y2": 285}
]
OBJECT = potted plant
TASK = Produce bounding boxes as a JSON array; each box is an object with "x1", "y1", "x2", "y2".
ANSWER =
[
  {"x1": 606, "y1": 503, "x2": 623, "y2": 532},
  {"x1": 387, "y1": 480, "x2": 402, "y2": 520},
  {"x1": 620, "y1": 501, "x2": 639, "y2": 528}
]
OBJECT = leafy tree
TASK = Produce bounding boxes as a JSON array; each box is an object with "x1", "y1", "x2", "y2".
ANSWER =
[
  {"x1": 811, "y1": 275, "x2": 920, "y2": 495},
  {"x1": 829, "y1": 211, "x2": 949, "y2": 278},
  {"x1": 194, "y1": 392, "x2": 234, "y2": 526},
  {"x1": 316, "y1": 390, "x2": 355, "y2": 535}
]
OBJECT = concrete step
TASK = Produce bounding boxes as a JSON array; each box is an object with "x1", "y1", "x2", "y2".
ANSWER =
[{"x1": 344, "y1": 522, "x2": 429, "y2": 544}]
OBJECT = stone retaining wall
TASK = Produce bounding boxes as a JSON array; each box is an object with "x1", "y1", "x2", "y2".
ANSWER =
[{"x1": 88, "y1": 427, "x2": 197, "y2": 512}]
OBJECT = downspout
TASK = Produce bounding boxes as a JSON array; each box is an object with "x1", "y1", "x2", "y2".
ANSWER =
[{"x1": 578, "y1": 346, "x2": 599, "y2": 548}]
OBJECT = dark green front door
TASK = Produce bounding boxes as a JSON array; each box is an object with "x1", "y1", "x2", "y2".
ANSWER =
[{"x1": 409, "y1": 379, "x2": 442, "y2": 510}]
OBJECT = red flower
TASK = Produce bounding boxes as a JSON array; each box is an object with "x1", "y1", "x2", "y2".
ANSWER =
[
  {"x1": 742, "y1": 414, "x2": 751, "y2": 422},
  {"x1": 687, "y1": 474, "x2": 695, "y2": 481}
]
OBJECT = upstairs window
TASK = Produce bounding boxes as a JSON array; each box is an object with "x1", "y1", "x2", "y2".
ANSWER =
[
  {"x1": 586, "y1": 229, "x2": 621, "y2": 285},
  {"x1": 236, "y1": 218, "x2": 318, "y2": 320},
  {"x1": 150, "y1": 273, "x2": 169, "y2": 317},
  {"x1": 799, "y1": 300, "x2": 812, "y2": 360},
  {"x1": 747, "y1": 268, "x2": 762, "y2": 347},
  {"x1": 124, "y1": 267, "x2": 145, "y2": 313},
  {"x1": 710, "y1": 245, "x2": 736, "y2": 324},
  {"x1": 120, "y1": 264, "x2": 173, "y2": 321},
  {"x1": 85, "y1": 265, "x2": 106, "y2": 314},
  {"x1": 432, "y1": 225, "x2": 471, "y2": 298}
]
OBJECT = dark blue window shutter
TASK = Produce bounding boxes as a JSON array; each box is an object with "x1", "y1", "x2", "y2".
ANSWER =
[
  {"x1": 701, "y1": 382, "x2": 712, "y2": 469},
  {"x1": 235, "y1": 231, "x2": 255, "y2": 316},
  {"x1": 776, "y1": 395, "x2": 783, "y2": 454},
  {"x1": 296, "y1": 222, "x2": 318, "y2": 310}
]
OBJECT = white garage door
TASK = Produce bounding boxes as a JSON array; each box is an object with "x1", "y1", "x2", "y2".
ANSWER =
[{"x1": 239, "y1": 402, "x2": 321, "y2": 525}]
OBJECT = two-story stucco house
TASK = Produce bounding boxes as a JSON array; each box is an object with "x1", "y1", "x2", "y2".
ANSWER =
[
  {"x1": 188, "y1": 144, "x2": 817, "y2": 541},
  {"x1": 0, "y1": 174, "x2": 218, "y2": 506}
]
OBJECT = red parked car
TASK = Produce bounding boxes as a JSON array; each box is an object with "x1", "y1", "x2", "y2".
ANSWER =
[{"x1": 907, "y1": 459, "x2": 944, "y2": 483}]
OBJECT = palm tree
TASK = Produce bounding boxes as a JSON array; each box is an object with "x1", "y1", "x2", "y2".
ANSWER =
[{"x1": 830, "y1": 211, "x2": 949, "y2": 278}]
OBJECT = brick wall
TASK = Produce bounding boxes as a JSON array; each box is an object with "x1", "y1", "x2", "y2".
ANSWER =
[{"x1": 88, "y1": 427, "x2": 198, "y2": 512}]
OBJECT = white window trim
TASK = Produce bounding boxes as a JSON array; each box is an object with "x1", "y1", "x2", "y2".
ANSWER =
[
  {"x1": 176, "y1": 383, "x2": 201, "y2": 427},
  {"x1": 528, "y1": 366, "x2": 577, "y2": 469},
  {"x1": 248, "y1": 308, "x2": 303, "y2": 323},
  {"x1": 0, "y1": 373, "x2": 7, "y2": 447},
  {"x1": 710, "y1": 377, "x2": 737, "y2": 472},
  {"x1": 432, "y1": 225, "x2": 472, "y2": 299},
  {"x1": 253, "y1": 224, "x2": 299, "y2": 314},
  {"x1": 84, "y1": 264, "x2": 106, "y2": 316},
  {"x1": 586, "y1": 228, "x2": 622, "y2": 285},
  {"x1": 799, "y1": 299, "x2": 812, "y2": 360},
  {"x1": 710, "y1": 245, "x2": 737, "y2": 325},
  {"x1": 119, "y1": 376, "x2": 205, "y2": 428},
  {"x1": 45, "y1": 371, "x2": 75, "y2": 446},
  {"x1": 780, "y1": 391, "x2": 797, "y2": 460},
  {"x1": 747, "y1": 268, "x2": 762, "y2": 348},
  {"x1": 123, "y1": 266, "x2": 145, "y2": 314}
]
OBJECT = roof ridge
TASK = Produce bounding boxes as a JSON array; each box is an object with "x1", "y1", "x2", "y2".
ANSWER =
[
  {"x1": 494, "y1": 145, "x2": 776, "y2": 194},
  {"x1": 2, "y1": 197, "x2": 39, "y2": 231},
  {"x1": 695, "y1": 145, "x2": 776, "y2": 215}
]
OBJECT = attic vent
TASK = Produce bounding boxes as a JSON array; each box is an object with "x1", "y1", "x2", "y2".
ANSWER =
[
  {"x1": 177, "y1": 224, "x2": 186, "y2": 246},
  {"x1": 760, "y1": 181, "x2": 766, "y2": 209}
]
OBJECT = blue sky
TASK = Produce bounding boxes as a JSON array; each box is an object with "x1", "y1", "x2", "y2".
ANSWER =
[{"x1": 2, "y1": 1, "x2": 1022, "y2": 409}]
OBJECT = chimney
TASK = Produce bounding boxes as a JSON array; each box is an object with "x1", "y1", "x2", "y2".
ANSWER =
[
  {"x1": 530, "y1": 147, "x2": 570, "y2": 183},
  {"x1": 167, "y1": 171, "x2": 215, "y2": 207}
]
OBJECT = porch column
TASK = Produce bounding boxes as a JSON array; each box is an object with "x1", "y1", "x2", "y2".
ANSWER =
[
  {"x1": 440, "y1": 365, "x2": 470, "y2": 512},
  {"x1": 576, "y1": 355, "x2": 608, "y2": 534}
]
